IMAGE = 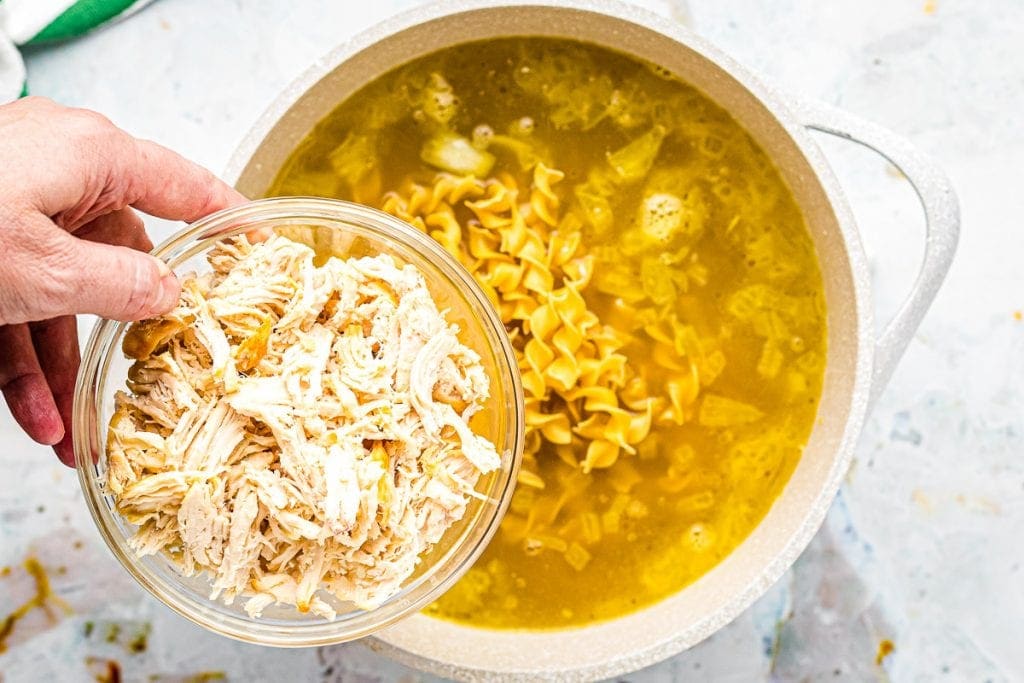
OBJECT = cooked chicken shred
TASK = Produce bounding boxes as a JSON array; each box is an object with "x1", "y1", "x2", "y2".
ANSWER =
[{"x1": 106, "y1": 233, "x2": 501, "y2": 618}]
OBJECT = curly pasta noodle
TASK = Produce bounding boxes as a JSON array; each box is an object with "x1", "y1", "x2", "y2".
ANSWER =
[{"x1": 381, "y1": 164, "x2": 660, "y2": 484}]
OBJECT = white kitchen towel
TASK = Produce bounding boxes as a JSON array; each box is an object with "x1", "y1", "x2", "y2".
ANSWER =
[{"x1": 0, "y1": 0, "x2": 154, "y2": 102}]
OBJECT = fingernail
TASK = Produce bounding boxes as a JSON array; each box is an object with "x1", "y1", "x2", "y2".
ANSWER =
[
  {"x1": 42, "y1": 425, "x2": 65, "y2": 446},
  {"x1": 155, "y1": 272, "x2": 181, "y2": 313},
  {"x1": 156, "y1": 259, "x2": 172, "y2": 278}
]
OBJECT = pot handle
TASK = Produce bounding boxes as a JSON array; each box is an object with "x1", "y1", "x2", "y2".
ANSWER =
[{"x1": 794, "y1": 99, "x2": 960, "y2": 406}]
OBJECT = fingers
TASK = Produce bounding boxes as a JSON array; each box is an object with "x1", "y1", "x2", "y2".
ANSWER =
[
  {"x1": 0, "y1": 213, "x2": 179, "y2": 325},
  {"x1": 8, "y1": 99, "x2": 247, "y2": 226},
  {"x1": 76, "y1": 207, "x2": 154, "y2": 253},
  {"x1": 0, "y1": 324, "x2": 64, "y2": 447},
  {"x1": 0, "y1": 317, "x2": 82, "y2": 467},
  {"x1": 51, "y1": 231, "x2": 181, "y2": 321},
  {"x1": 126, "y1": 138, "x2": 248, "y2": 222},
  {"x1": 30, "y1": 316, "x2": 80, "y2": 467}
]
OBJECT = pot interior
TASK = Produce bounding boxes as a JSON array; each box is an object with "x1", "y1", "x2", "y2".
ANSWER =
[{"x1": 232, "y1": 2, "x2": 870, "y2": 678}]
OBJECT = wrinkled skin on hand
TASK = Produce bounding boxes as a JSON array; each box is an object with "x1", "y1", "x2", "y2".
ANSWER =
[{"x1": 0, "y1": 97, "x2": 246, "y2": 466}]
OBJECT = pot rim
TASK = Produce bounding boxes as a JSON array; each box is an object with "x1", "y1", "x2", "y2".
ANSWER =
[{"x1": 224, "y1": 1, "x2": 874, "y2": 678}]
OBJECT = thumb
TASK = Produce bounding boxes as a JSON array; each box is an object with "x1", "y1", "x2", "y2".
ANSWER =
[{"x1": 54, "y1": 233, "x2": 181, "y2": 321}]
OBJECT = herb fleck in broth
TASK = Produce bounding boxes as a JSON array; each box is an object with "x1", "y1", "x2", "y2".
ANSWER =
[{"x1": 268, "y1": 38, "x2": 826, "y2": 629}]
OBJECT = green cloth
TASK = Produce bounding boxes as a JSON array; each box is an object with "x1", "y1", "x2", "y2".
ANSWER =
[
  {"x1": 0, "y1": 0, "x2": 154, "y2": 101},
  {"x1": 31, "y1": 0, "x2": 143, "y2": 45}
]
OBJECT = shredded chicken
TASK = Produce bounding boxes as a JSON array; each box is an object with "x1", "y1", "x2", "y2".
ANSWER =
[{"x1": 106, "y1": 233, "x2": 502, "y2": 618}]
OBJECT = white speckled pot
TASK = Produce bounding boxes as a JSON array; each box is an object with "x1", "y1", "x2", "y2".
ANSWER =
[{"x1": 225, "y1": 1, "x2": 959, "y2": 679}]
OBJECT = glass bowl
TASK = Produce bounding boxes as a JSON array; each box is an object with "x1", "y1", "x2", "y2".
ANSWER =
[{"x1": 73, "y1": 197, "x2": 524, "y2": 646}]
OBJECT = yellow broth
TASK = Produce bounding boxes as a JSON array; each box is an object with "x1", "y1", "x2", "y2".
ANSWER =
[{"x1": 267, "y1": 38, "x2": 826, "y2": 629}]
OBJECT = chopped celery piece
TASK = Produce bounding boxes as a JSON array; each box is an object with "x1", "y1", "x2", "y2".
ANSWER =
[
  {"x1": 607, "y1": 125, "x2": 666, "y2": 183},
  {"x1": 698, "y1": 394, "x2": 764, "y2": 427},
  {"x1": 644, "y1": 166, "x2": 701, "y2": 198},
  {"x1": 548, "y1": 80, "x2": 612, "y2": 130},
  {"x1": 592, "y1": 263, "x2": 646, "y2": 303},
  {"x1": 585, "y1": 166, "x2": 621, "y2": 197},
  {"x1": 436, "y1": 566, "x2": 492, "y2": 612},
  {"x1": 327, "y1": 132, "x2": 377, "y2": 187},
  {"x1": 363, "y1": 91, "x2": 408, "y2": 131},
  {"x1": 514, "y1": 45, "x2": 613, "y2": 130},
  {"x1": 573, "y1": 185, "x2": 614, "y2": 236},
  {"x1": 570, "y1": 165, "x2": 621, "y2": 237},
  {"x1": 640, "y1": 256, "x2": 677, "y2": 306},
  {"x1": 564, "y1": 542, "x2": 592, "y2": 571},
  {"x1": 420, "y1": 132, "x2": 496, "y2": 176},
  {"x1": 676, "y1": 185, "x2": 710, "y2": 240},
  {"x1": 488, "y1": 134, "x2": 547, "y2": 171},
  {"x1": 273, "y1": 171, "x2": 340, "y2": 198},
  {"x1": 757, "y1": 340, "x2": 785, "y2": 379},
  {"x1": 606, "y1": 85, "x2": 650, "y2": 130}
]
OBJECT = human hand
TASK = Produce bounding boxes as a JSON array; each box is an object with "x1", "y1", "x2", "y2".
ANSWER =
[{"x1": 0, "y1": 97, "x2": 247, "y2": 466}]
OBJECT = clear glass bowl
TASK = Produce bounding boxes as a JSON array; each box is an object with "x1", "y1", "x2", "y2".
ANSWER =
[{"x1": 73, "y1": 197, "x2": 524, "y2": 646}]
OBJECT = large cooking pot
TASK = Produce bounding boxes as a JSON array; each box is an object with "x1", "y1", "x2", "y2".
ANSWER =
[{"x1": 225, "y1": 1, "x2": 959, "y2": 678}]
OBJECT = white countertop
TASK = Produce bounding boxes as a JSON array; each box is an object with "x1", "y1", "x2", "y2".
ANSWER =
[{"x1": 2, "y1": 0, "x2": 1020, "y2": 680}]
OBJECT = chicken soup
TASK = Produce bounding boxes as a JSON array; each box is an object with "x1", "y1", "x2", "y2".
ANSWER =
[{"x1": 269, "y1": 38, "x2": 827, "y2": 629}]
